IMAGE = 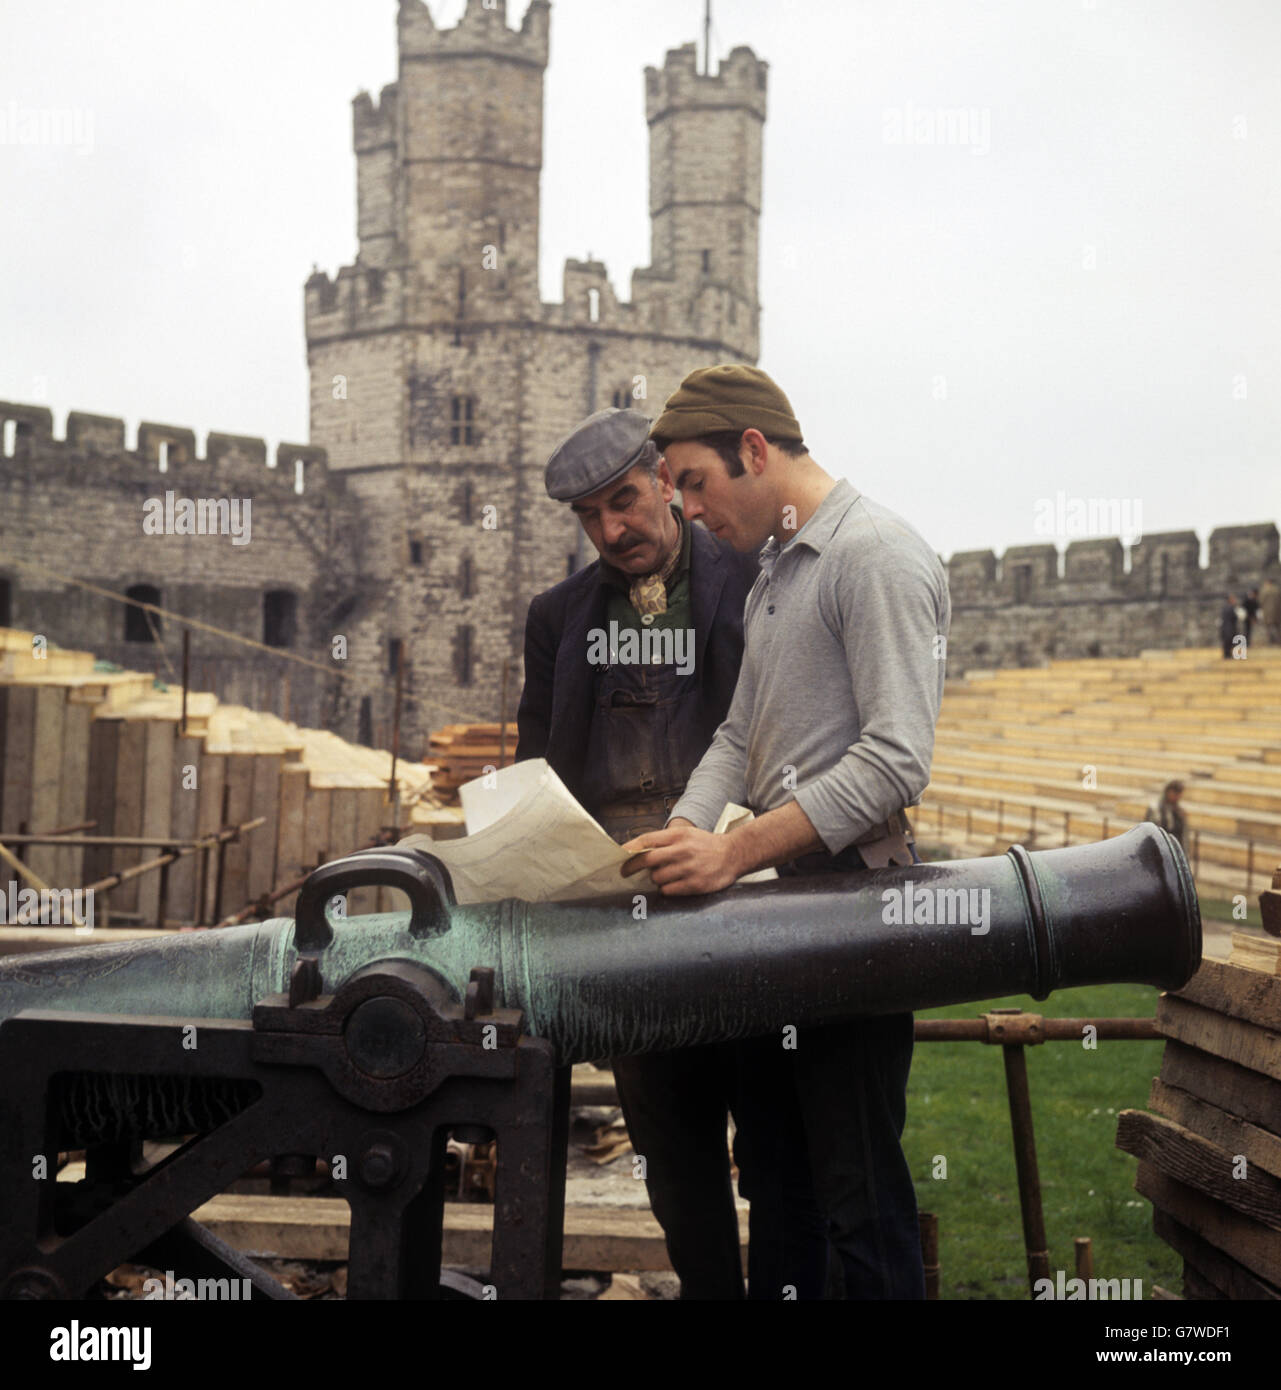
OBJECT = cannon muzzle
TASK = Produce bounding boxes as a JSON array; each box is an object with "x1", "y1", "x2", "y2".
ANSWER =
[{"x1": 0, "y1": 824, "x2": 1199, "y2": 1064}]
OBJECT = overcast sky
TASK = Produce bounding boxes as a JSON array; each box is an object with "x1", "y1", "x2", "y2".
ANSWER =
[{"x1": 1, "y1": 0, "x2": 1277, "y2": 562}]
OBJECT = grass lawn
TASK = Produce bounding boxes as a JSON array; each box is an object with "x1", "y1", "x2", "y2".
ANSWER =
[{"x1": 905, "y1": 981, "x2": 1178, "y2": 1300}]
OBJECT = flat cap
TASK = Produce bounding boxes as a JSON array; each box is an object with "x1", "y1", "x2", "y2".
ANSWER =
[
  {"x1": 650, "y1": 364, "x2": 803, "y2": 445},
  {"x1": 544, "y1": 408, "x2": 657, "y2": 503}
]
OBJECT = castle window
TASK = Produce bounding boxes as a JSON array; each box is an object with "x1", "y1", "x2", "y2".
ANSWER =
[
  {"x1": 294, "y1": 458, "x2": 306, "y2": 495},
  {"x1": 263, "y1": 590, "x2": 297, "y2": 648},
  {"x1": 453, "y1": 267, "x2": 466, "y2": 347},
  {"x1": 409, "y1": 539, "x2": 424, "y2": 566},
  {"x1": 367, "y1": 268, "x2": 384, "y2": 303},
  {"x1": 451, "y1": 396, "x2": 475, "y2": 445},
  {"x1": 566, "y1": 553, "x2": 577, "y2": 578},
  {"x1": 0, "y1": 576, "x2": 11, "y2": 627},
  {"x1": 611, "y1": 386, "x2": 634, "y2": 411},
  {"x1": 701, "y1": 249, "x2": 711, "y2": 274},
  {"x1": 460, "y1": 480, "x2": 474, "y2": 524},
  {"x1": 588, "y1": 288, "x2": 600, "y2": 323},
  {"x1": 388, "y1": 638, "x2": 403, "y2": 677},
  {"x1": 459, "y1": 554, "x2": 474, "y2": 599},
  {"x1": 1011, "y1": 565, "x2": 1031, "y2": 604},
  {"x1": 1087, "y1": 640, "x2": 1102, "y2": 658},
  {"x1": 158, "y1": 441, "x2": 170, "y2": 473},
  {"x1": 1153, "y1": 554, "x2": 1168, "y2": 598},
  {"x1": 1, "y1": 421, "x2": 14, "y2": 457},
  {"x1": 455, "y1": 625, "x2": 474, "y2": 686},
  {"x1": 358, "y1": 696, "x2": 373, "y2": 748},
  {"x1": 124, "y1": 585, "x2": 161, "y2": 643}
]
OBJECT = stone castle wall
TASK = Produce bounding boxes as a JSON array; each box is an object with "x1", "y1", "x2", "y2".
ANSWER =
[
  {"x1": 4, "y1": 3, "x2": 1275, "y2": 759},
  {"x1": 0, "y1": 400, "x2": 357, "y2": 732},
  {"x1": 946, "y1": 524, "x2": 1280, "y2": 671}
]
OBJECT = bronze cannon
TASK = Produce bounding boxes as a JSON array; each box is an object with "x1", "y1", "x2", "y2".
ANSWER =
[{"x1": 0, "y1": 824, "x2": 1199, "y2": 1299}]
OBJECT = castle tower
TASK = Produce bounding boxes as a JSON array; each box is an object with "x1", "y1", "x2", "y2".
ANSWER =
[
  {"x1": 305, "y1": 4, "x2": 767, "y2": 749},
  {"x1": 641, "y1": 42, "x2": 767, "y2": 360},
  {"x1": 396, "y1": 0, "x2": 549, "y2": 321}
]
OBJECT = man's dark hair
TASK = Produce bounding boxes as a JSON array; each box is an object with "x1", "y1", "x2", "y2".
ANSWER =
[{"x1": 652, "y1": 429, "x2": 808, "y2": 477}]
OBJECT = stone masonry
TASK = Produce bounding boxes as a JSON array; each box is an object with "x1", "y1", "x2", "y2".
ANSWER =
[
  {"x1": 303, "y1": 0, "x2": 768, "y2": 746},
  {"x1": 1, "y1": 0, "x2": 1276, "y2": 755}
]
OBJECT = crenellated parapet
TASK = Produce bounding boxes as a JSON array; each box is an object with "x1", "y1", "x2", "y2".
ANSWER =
[
  {"x1": 398, "y1": 0, "x2": 550, "y2": 67},
  {"x1": 947, "y1": 522, "x2": 1280, "y2": 608},
  {"x1": 0, "y1": 400, "x2": 332, "y2": 496},
  {"x1": 352, "y1": 83, "x2": 398, "y2": 152},
  {"x1": 644, "y1": 42, "x2": 768, "y2": 124},
  {"x1": 304, "y1": 263, "x2": 406, "y2": 340}
]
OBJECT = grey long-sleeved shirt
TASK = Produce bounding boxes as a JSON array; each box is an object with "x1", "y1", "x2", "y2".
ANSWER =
[{"x1": 669, "y1": 479, "x2": 951, "y2": 853}]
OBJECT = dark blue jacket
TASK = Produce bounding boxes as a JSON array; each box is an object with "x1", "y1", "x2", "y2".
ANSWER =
[{"x1": 515, "y1": 522, "x2": 758, "y2": 807}]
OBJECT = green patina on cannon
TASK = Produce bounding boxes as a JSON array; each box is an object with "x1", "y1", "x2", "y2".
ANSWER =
[
  {"x1": 0, "y1": 823, "x2": 1200, "y2": 1300},
  {"x1": 0, "y1": 822, "x2": 1199, "y2": 1063}
]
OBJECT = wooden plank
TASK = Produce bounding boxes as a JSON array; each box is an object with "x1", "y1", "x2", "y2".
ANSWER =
[
  {"x1": 350, "y1": 787, "x2": 383, "y2": 915},
  {"x1": 1155, "y1": 994, "x2": 1281, "y2": 1084},
  {"x1": 1116, "y1": 1109, "x2": 1281, "y2": 1230},
  {"x1": 168, "y1": 736, "x2": 203, "y2": 923},
  {"x1": 1180, "y1": 1263, "x2": 1228, "y2": 1300},
  {"x1": 1135, "y1": 1162, "x2": 1281, "y2": 1286},
  {"x1": 1230, "y1": 933, "x2": 1281, "y2": 976},
  {"x1": 82, "y1": 718, "x2": 119, "y2": 889},
  {"x1": 184, "y1": 1194, "x2": 747, "y2": 1271},
  {"x1": 274, "y1": 765, "x2": 308, "y2": 918},
  {"x1": 303, "y1": 787, "x2": 331, "y2": 875},
  {"x1": 219, "y1": 755, "x2": 255, "y2": 918},
  {"x1": 0, "y1": 925, "x2": 170, "y2": 957},
  {"x1": 0, "y1": 688, "x2": 36, "y2": 866},
  {"x1": 1149, "y1": 1077, "x2": 1281, "y2": 1181},
  {"x1": 1159, "y1": 1038, "x2": 1281, "y2": 1134},
  {"x1": 247, "y1": 754, "x2": 282, "y2": 904},
  {"x1": 55, "y1": 700, "x2": 91, "y2": 889},
  {"x1": 1153, "y1": 1210, "x2": 1281, "y2": 1300},
  {"x1": 327, "y1": 787, "x2": 358, "y2": 861},
  {"x1": 109, "y1": 720, "x2": 146, "y2": 914},
  {"x1": 1174, "y1": 957, "x2": 1281, "y2": 1032},
  {"x1": 22, "y1": 688, "x2": 65, "y2": 888},
  {"x1": 136, "y1": 720, "x2": 175, "y2": 925},
  {"x1": 194, "y1": 751, "x2": 226, "y2": 923}
]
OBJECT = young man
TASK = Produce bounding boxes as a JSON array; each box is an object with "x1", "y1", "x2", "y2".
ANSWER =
[
  {"x1": 515, "y1": 406, "x2": 757, "y2": 1298},
  {"x1": 623, "y1": 364, "x2": 951, "y2": 1299}
]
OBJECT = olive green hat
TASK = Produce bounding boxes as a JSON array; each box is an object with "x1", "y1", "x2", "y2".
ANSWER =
[{"x1": 649, "y1": 364, "x2": 803, "y2": 445}]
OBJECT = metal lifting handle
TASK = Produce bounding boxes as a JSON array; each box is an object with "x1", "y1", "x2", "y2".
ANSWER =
[{"x1": 293, "y1": 847, "x2": 456, "y2": 953}]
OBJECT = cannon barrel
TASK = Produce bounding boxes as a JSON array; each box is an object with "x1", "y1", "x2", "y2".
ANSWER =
[{"x1": 0, "y1": 824, "x2": 1199, "y2": 1064}]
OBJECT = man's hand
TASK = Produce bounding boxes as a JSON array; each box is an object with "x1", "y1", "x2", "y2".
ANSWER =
[{"x1": 621, "y1": 822, "x2": 744, "y2": 897}]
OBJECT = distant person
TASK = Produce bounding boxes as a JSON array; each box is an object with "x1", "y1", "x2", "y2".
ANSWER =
[
  {"x1": 1261, "y1": 576, "x2": 1281, "y2": 646},
  {"x1": 1147, "y1": 780, "x2": 1186, "y2": 850},
  {"x1": 1241, "y1": 587, "x2": 1261, "y2": 646},
  {"x1": 1219, "y1": 593, "x2": 1243, "y2": 659}
]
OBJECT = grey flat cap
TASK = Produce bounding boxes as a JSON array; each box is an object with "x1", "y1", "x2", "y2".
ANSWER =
[{"x1": 544, "y1": 408, "x2": 655, "y2": 502}]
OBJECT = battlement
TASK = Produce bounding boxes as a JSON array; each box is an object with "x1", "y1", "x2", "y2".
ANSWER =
[
  {"x1": 645, "y1": 42, "x2": 768, "y2": 123},
  {"x1": 398, "y1": 0, "x2": 549, "y2": 68},
  {"x1": 947, "y1": 522, "x2": 1279, "y2": 606},
  {"x1": 0, "y1": 400, "x2": 332, "y2": 494},
  {"x1": 353, "y1": 83, "x2": 399, "y2": 152}
]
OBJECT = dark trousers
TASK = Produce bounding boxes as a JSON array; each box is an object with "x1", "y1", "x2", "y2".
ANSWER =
[
  {"x1": 729, "y1": 843, "x2": 927, "y2": 1300},
  {"x1": 611, "y1": 1046, "x2": 745, "y2": 1299}
]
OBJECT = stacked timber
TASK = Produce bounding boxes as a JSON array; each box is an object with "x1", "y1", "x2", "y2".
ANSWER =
[
  {"x1": 1116, "y1": 931, "x2": 1281, "y2": 1299},
  {"x1": 0, "y1": 629, "x2": 444, "y2": 928},
  {"x1": 426, "y1": 722, "x2": 518, "y2": 801},
  {"x1": 920, "y1": 645, "x2": 1281, "y2": 905}
]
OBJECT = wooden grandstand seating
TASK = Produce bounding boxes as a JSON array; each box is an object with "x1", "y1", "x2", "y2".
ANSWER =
[{"x1": 920, "y1": 646, "x2": 1281, "y2": 904}]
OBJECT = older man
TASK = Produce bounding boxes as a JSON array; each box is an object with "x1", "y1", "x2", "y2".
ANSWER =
[
  {"x1": 515, "y1": 407, "x2": 757, "y2": 1298},
  {"x1": 623, "y1": 365, "x2": 951, "y2": 1300}
]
